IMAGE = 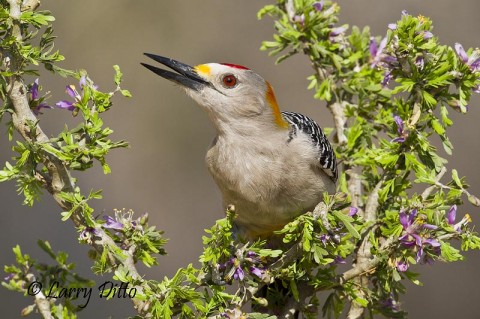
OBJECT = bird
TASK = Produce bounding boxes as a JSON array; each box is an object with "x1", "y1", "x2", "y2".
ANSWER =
[{"x1": 141, "y1": 54, "x2": 338, "y2": 240}]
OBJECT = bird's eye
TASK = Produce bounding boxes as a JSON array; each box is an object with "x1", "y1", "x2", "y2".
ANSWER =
[{"x1": 221, "y1": 74, "x2": 237, "y2": 88}]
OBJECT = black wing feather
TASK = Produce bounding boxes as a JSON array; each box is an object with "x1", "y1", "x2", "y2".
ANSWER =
[{"x1": 282, "y1": 111, "x2": 338, "y2": 182}]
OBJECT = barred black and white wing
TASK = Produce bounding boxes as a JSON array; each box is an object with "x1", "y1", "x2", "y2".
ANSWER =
[{"x1": 282, "y1": 111, "x2": 338, "y2": 182}]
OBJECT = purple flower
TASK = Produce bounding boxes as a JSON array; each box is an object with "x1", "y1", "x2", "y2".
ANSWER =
[
  {"x1": 380, "y1": 295, "x2": 401, "y2": 312},
  {"x1": 331, "y1": 256, "x2": 346, "y2": 265},
  {"x1": 348, "y1": 207, "x2": 358, "y2": 216},
  {"x1": 55, "y1": 75, "x2": 90, "y2": 111},
  {"x1": 391, "y1": 115, "x2": 407, "y2": 143},
  {"x1": 329, "y1": 25, "x2": 348, "y2": 43},
  {"x1": 446, "y1": 205, "x2": 471, "y2": 232},
  {"x1": 313, "y1": 1, "x2": 324, "y2": 12},
  {"x1": 369, "y1": 37, "x2": 384, "y2": 67},
  {"x1": 370, "y1": 37, "x2": 397, "y2": 69},
  {"x1": 79, "y1": 227, "x2": 100, "y2": 243},
  {"x1": 447, "y1": 205, "x2": 457, "y2": 225},
  {"x1": 29, "y1": 79, "x2": 52, "y2": 115},
  {"x1": 220, "y1": 308, "x2": 244, "y2": 319},
  {"x1": 388, "y1": 23, "x2": 397, "y2": 30},
  {"x1": 330, "y1": 25, "x2": 347, "y2": 37},
  {"x1": 455, "y1": 43, "x2": 480, "y2": 72},
  {"x1": 455, "y1": 43, "x2": 469, "y2": 64},
  {"x1": 31, "y1": 79, "x2": 39, "y2": 100},
  {"x1": 4, "y1": 273, "x2": 14, "y2": 282},
  {"x1": 422, "y1": 31, "x2": 433, "y2": 40},
  {"x1": 422, "y1": 223, "x2": 438, "y2": 230},
  {"x1": 415, "y1": 56, "x2": 425, "y2": 71},
  {"x1": 292, "y1": 14, "x2": 305, "y2": 26},
  {"x1": 319, "y1": 233, "x2": 330, "y2": 245},
  {"x1": 56, "y1": 86, "x2": 78, "y2": 111},
  {"x1": 246, "y1": 251, "x2": 257, "y2": 258},
  {"x1": 369, "y1": 37, "x2": 384, "y2": 60},
  {"x1": 249, "y1": 266, "x2": 264, "y2": 279},
  {"x1": 103, "y1": 215, "x2": 124, "y2": 230},
  {"x1": 223, "y1": 258, "x2": 245, "y2": 281},
  {"x1": 55, "y1": 100, "x2": 76, "y2": 111},
  {"x1": 396, "y1": 260, "x2": 409, "y2": 272},
  {"x1": 233, "y1": 265, "x2": 244, "y2": 281},
  {"x1": 382, "y1": 70, "x2": 393, "y2": 87},
  {"x1": 399, "y1": 209, "x2": 440, "y2": 262},
  {"x1": 394, "y1": 116, "x2": 404, "y2": 134},
  {"x1": 318, "y1": 228, "x2": 343, "y2": 245}
]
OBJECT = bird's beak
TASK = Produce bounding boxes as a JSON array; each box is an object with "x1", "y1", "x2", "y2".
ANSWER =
[{"x1": 141, "y1": 53, "x2": 209, "y2": 91}]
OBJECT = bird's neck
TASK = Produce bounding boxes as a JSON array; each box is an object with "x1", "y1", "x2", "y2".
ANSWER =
[
  {"x1": 212, "y1": 117, "x2": 287, "y2": 141},
  {"x1": 205, "y1": 107, "x2": 289, "y2": 139}
]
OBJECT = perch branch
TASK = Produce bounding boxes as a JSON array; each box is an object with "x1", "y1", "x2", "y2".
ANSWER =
[{"x1": 346, "y1": 177, "x2": 384, "y2": 319}]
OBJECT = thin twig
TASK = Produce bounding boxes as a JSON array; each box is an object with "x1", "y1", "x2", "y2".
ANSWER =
[{"x1": 421, "y1": 166, "x2": 447, "y2": 200}]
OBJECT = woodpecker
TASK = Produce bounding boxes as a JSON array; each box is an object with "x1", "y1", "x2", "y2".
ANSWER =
[{"x1": 142, "y1": 54, "x2": 337, "y2": 239}]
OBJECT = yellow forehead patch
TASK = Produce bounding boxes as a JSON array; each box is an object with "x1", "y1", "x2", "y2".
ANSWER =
[
  {"x1": 194, "y1": 64, "x2": 211, "y2": 77},
  {"x1": 266, "y1": 82, "x2": 289, "y2": 129}
]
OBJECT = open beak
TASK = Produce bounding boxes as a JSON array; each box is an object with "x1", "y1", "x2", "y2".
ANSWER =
[{"x1": 141, "y1": 53, "x2": 209, "y2": 91}]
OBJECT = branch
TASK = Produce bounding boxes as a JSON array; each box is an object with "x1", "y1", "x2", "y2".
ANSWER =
[
  {"x1": 364, "y1": 176, "x2": 385, "y2": 222},
  {"x1": 25, "y1": 274, "x2": 53, "y2": 319},
  {"x1": 346, "y1": 169, "x2": 364, "y2": 215},
  {"x1": 5, "y1": 1, "x2": 149, "y2": 316},
  {"x1": 328, "y1": 101, "x2": 348, "y2": 145},
  {"x1": 346, "y1": 177, "x2": 384, "y2": 318},
  {"x1": 21, "y1": 0, "x2": 40, "y2": 11},
  {"x1": 421, "y1": 166, "x2": 447, "y2": 200},
  {"x1": 270, "y1": 241, "x2": 303, "y2": 270},
  {"x1": 338, "y1": 236, "x2": 395, "y2": 285}
]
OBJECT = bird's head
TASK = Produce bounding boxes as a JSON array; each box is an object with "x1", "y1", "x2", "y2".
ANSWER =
[{"x1": 141, "y1": 54, "x2": 289, "y2": 131}]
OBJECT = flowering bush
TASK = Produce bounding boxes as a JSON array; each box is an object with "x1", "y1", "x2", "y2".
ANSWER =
[{"x1": 1, "y1": 0, "x2": 479, "y2": 318}]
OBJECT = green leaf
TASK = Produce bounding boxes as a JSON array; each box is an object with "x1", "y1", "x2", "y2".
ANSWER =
[
  {"x1": 468, "y1": 194, "x2": 480, "y2": 207},
  {"x1": 290, "y1": 280, "x2": 299, "y2": 302},
  {"x1": 392, "y1": 269, "x2": 401, "y2": 282},
  {"x1": 332, "y1": 210, "x2": 360, "y2": 239},
  {"x1": 422, "y1": 90, "x2": 437, "y2": 107},
  {"x1": 440, "y1": 242, "x2": 463, "y2": 262},
  {"x1": 61, "y1": 209, "x2": 74, "y2": 221},
  {"x1": 431, "y1": 118, "x2": 445, "y2": 135},
  {"x1": 113, "y1": 65, "x2": 123, "y2": 86},
  {"x1": 354, "y1": 297, "x2": 369, "y2": 307},
  {"x1": 347, "y1": 124, "x2": 363, "y2": 149},
  {"x1": 120, "y1": 89, "x2": 132, "y2": 97},
  {"x1": 451, "y1": 169, "x2": 462, "y2": 188},
  {"x1": 440, "y1": 105, "x2": 453, "y2": 126},
  {"x1": 37, "y1": 240, "x2": 56, "y2": 259}
]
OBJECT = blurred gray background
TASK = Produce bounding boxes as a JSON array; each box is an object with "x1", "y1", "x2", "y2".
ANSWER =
[{"x1": 1, "y1": 1, "x2": 479, "y2": 318}]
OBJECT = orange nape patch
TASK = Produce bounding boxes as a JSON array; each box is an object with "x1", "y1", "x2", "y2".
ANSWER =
[
  {"x1": 194, "y1": 64, "x2": 211, "y2": 77},
  {"x1": 266, "y1": 82, "x2": 289, "y2": 129}
]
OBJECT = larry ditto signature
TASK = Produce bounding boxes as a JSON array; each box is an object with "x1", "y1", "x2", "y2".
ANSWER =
[{"x1": 27, "y1": 280, "x2": 137, "y2": 308}]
